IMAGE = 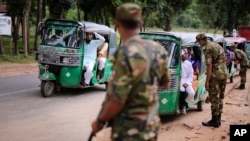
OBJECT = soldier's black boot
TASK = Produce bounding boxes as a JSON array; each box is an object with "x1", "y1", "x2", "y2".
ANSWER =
[
  {"x1": 230, "y1": 76, "x2": 233, "y2": 83},
  {"x1": 202, "y1": 116, "x2": 220, "y2": 128},
  {"x1": 218, "y1": 114, "x2": 221, "y2": 126},
  {"x1": 241, "y1": 84, "x2": 245, "y2": 89},
  {"x1": 235, "y1": 84, "x2": 245, "y2": 90}
]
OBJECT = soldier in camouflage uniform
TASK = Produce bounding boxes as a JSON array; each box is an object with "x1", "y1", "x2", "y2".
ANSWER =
[
  {"x1": 90, "y1": 3, "x2": 169, "y2": 141},
  {"x1": 196, "y1": 33, "x2": 227, "y2": 128},
  {"x1": 229, "y1": 43, "x2": 249, "y2": 89}
]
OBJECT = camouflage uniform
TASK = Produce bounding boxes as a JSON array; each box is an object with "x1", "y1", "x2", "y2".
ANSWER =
[
  {"x1": 102, "y1": 3, "x2": 169, "y2": 140},
  {"x1": 203, "y1": 41, "x2": 227, "y2": 117},
  {"x1": 196, "y1": 33, "x2": 227, "y2": 127},
  {"x1": 234, "y1": 49, "x2": 249, "y2": 87},
  {"x1": 106, "y1": 35, "x2": 169, "y2": 141},
  {"x1": 92, "y1": 3, "x2": 169, "y2": 140}
]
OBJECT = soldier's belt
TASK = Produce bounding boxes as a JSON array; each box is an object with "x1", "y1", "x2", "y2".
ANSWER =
[
  {"x1": 115, "y1": 117, "x2": 146, "y2": 130},
  {"x1": 241, "y1": 66, "x2": 248, "y2": 68}
]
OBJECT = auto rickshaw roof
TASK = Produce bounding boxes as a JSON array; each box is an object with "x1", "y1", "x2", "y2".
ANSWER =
[
  {"x1": 168, "y1": 32, "x2": 199, "y2": 47},
  {"x1": 169, "y1": 32, "x2": 225, "y2": 46},
  {"x1": 83, "y1": 21, "x2": 115, "y2": 35},
  {"x1": 140, "y1": 31, "x2": 182, "y2": 41},
  {"x1": 224, "y1": 37, "x2": 246, "y2": 43},
  {"x1": 205, "y1": 33, "x2": 225, "y2": 43}
]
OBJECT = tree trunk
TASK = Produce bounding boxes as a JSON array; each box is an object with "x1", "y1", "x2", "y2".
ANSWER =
[
  {"x1": 34, "y1": 0, "x2": 43, "y2": 51},
  {"x1": 77, "y1": 6, "x2": 81, "y2": 21},
  {"x1": 42, "y1": 0, "x2": 46, "y2": 18},
  {"x1": 27, "y1": 0, "x2": 32, "y2": 54},
  {"x1": 13, "y1": 17, "x2": 20, "y2": 56},
  {"x1": 0, "y1": 36, "x2": 4, "y2": 55},
  {"x1": 164, "y1": 18, "x2": 172, "y2": 31},
  {"x1": 213, "y1": 26, "x2": 218, "y2": 34},
  {"x1": 22, "y1": 14, "x2": 28, "y2": 57},
  {"x1": 84, "y1": 10, "x2": 88, "y2": 21}
]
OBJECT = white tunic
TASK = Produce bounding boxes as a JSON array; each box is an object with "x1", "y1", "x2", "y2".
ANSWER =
[{"x1": 180, "y1": 59, "x2": 195, "y2": 103}]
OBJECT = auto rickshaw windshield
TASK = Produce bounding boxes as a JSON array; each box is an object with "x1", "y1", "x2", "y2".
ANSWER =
[{"x1": 43, "y1": 24, "x2": 79, "y2": 48}]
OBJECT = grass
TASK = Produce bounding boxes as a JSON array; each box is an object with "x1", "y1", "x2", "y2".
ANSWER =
[
  {"x1": 0, "y1": 54, "x2": 36, "y2": 63},
  {"x1": 0, "y1": 26, "x2": 36, "y2": 64},
  {"x1": 0, "y1": 35, "x2": 36, "y2": 63}
]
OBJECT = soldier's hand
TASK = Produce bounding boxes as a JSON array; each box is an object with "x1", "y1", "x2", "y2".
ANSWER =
[
  {"x1": 91, "y1": 120, "x2": 103, "y2": 135},
  {"x1": 205, "y1": 82, "x2": 209, "y2": 91},
  {"x1": 183, "y1": 83, "x2": 188, "y2": 88}
]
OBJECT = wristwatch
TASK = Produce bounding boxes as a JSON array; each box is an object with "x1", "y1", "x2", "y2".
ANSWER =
[{"x1": 97, "y1": 118, "x2": 105, "y2": 128}]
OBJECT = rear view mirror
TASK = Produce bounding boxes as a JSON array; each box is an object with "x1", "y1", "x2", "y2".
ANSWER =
[
  {"x1": 77, "y1": 27, "x2": 83, "y2": 40},
  {"x1": 37, "y1": 22, "x2": 45, "y2": 36}
]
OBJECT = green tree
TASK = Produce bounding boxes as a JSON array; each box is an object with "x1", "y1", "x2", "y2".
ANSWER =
[
  {"x1": 156, "y1": 0, "x2": 192, "y2": 31},
  {"x1": 196, "y1": 0, "x2": 250, "y2": 33},
  {"x1": 47, "y1": 0, "x2": 73, "y2": 18},
  {"x1": 175, "y1": 2, "x2": 203, "y2": 29},
  {"x1": 34, "y1": 0, "x2": 44, "y2": 52},
  {"x1": 218, "y1": 0, "x2": 250, "y2": 33},
  {"x1": 6, "y1": 0, "x2": 29, "y2": 56}
]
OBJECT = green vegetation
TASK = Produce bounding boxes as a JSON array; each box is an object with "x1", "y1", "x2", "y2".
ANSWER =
[
  {"x1": 0, "y1": 54, "x2": 35, "y2": 63},
  {"x1": 1, "y1": 0, "x2": 250, "y2": 63}
]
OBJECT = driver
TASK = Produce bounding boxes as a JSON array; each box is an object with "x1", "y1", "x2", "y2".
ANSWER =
[
  {"x1": 81, "y1": 32, "x2": 105, "y2": 87},
  {"x1": 47, "y1": 30, "x2": 66, "y2": 46}
]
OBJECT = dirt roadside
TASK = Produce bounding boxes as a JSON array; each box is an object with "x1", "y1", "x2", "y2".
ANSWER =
[
  {"x1": 0, "y1": 62, "x2": 38, "y2": 77},
  {"x1": 0, "y1": 63, "x2": 249, "y2": 141},
  {"x1": 158, "y1": 70, "x2": 250, "y2": 141},
  {"x1": 92, "y1": 70, "x2": 250, "y2": 141}
]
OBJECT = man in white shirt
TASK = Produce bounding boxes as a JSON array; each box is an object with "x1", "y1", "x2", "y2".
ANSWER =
[
  {"x1": 81, "y1": 32, "x2": 105, "y2": 87},
  {"x1": 179, "y1": 49, "x2": 195, "y2": 114}
]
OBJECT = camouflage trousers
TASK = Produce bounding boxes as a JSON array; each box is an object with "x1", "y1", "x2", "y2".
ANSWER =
[
  {"x1": 208, "y1": 79, "x2": 227, "y2": 117},
  {"x1": 111, "y1": 116, "x2": 160, "y2": 141},
  {"x1": 239, "y1": 66, "x2": 247, "y2": 84}
]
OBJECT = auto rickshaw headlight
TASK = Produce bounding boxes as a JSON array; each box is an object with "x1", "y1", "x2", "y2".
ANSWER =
[
  {"x1": 38, "y1": 54, "x2": 43, "y2": 61},
  {"x1": 62, "y1": 57, "x2": 70, "y2": 64}
]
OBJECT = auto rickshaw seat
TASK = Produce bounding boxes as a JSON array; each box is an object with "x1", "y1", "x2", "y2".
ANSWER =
[
  {"x1": 97, "y1": 42, "x2": 109, "y2": 60},
  {"x1": 192, "y1": 75, "x2": 199, "y2": 93}
]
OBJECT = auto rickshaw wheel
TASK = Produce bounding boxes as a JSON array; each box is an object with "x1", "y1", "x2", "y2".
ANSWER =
[
  {"x1": 197, "y1": 100, "x2": 203, "y2": 111},
  {"x1": 41, "y1": 81, "x2": 56, "y2": 97},
  {"x1": 105, "y1": 82, "x2": 108, "y2": 89}
]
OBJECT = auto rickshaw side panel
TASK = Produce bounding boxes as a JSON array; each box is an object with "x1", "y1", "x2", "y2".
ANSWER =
[{"x1": 140, "y1": 32, "x2": 182, "y2": 115}]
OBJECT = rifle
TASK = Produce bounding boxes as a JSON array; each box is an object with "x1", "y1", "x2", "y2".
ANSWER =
[
  {"x1": 87, "y1": 132, "x2": 94, "y2": 141},
  {"x1": 87, "y1": 120, "x2": 112, "y2": 141}
]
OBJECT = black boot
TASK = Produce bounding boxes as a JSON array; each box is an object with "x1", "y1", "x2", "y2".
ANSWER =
[
  {"x1": 235, "y1": 84, "x2": 245, "y2": 90},
  {"x1": 202, "y1": 116, "x2": 220, "y2": 128},
  {"x1": 241, "y1": 84, "x2": 245, "y2": 89},
  {"x1": 97, "y1": 69, "x2": 104, "y2": 80},
  {"x1": 218, "y1": 114, "x2": 221, "y2": 126},
  {"x1": 230, "y1": 76, "x2": 233, "y2": 83}
]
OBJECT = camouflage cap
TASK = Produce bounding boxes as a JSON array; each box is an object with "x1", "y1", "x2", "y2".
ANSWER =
[
  {"x1": 196, "y1": 33, "x2": 207, "y2": 41},
  {"x1": 116, "y1": 3, "x2": 142, "y2": 20}
]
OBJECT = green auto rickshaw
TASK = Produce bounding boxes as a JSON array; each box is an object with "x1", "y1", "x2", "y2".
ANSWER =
[
  {"x1": 36, "y1": 19, "x2": 116, "y2": 97},
  {"x1": 140, "y1": 31, "x2": 208, "y2": 115},
  {"x1": 245, "y1": 41, "x2": 250, "y2": 66}
]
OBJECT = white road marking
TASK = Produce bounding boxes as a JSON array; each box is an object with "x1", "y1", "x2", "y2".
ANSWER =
[{"x1": 0, "y1": 88, "x2": 39, "y2": 97}]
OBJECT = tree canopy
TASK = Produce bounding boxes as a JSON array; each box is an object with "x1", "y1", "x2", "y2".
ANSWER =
[{"x1": 1, "y1": 0, "x2": 250, "y2": 56}]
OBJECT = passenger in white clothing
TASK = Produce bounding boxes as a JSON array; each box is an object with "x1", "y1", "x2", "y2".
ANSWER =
[
  {"x1": 81, "y1": 32, "x2": 105, "y2": 87},
  {"x1": 97, "y1": 37, "x2": 109, "y2": 79},
  {"x1": 179, "y1": 49, "x2": 195, "y2": 114}
]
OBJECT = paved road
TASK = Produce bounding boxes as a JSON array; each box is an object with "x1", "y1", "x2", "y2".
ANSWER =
[
  {"x1": 0, "y1": 73, "x2": 40, "y2": 96},
  {"x1": 0, "y1": 73, "x2": 106, "y2": 141},
  {"x1": 0, "y1": 70, "x2": 247, "y2": 141}
]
